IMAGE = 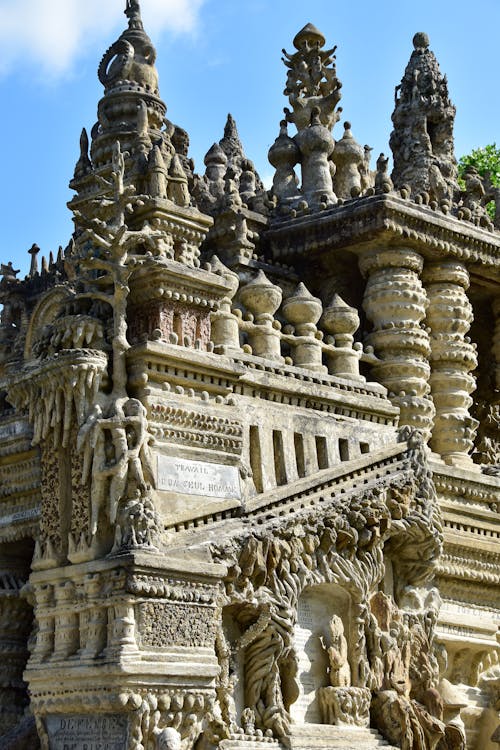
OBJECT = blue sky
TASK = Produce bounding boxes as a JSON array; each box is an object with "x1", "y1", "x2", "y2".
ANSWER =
[{"x1": 0, "y1": 0, "x2": 499, "y2": 275}]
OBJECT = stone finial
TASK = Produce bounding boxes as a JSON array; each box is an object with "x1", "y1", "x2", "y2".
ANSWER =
[
  {"x1": 293, "y1": 23, "x2": 326, "y2": 50},
  {"x1": 321, "y1": 293, "x2": 360, "y2": 338},
  {"x1": 390, "y1": 32, "x2": 458, "y2": 202},
  {"x1": 321, "y1": 294, "x2": 362, "y2": 379},
  {"x1": 268, "y1": 119, "x2": 300, "y2": 203},
  {"x1": 332, "y1": 121, "x2": 364, "y2": 199},
  {"x1": 240, "y1": 271, "x2": 283, "y2": 360},
  {"x1": 282, "y1": 23, "x2": 342, "y2": 133},
  {"x1": 240, "y1": 270, "x2": 282, "y2": 318},
  {"x1": 167, "y1": 154, "x2": 190, "y2": 207},
  {"x1": 28, "y1": 243, "x2": 40, "y2": 277},
  {"x1": 295, "y1": 107, "x2": 336, "y2": 208},
  {"x1": 98, "y1": 1, "x2": 158, "y2": 93},
  {"x1": 219, "y1": 114, "x2": 245, "y2": 166},
  {"x1": 125, "y1": 0, "x2": 143, "y2": 30},
  {"x1": 239, "y1": 159, "x2": 257, "y2": 205},
  {"x1": 148, "y1": 144, "x2": 168, "y2": 199},
  {"x1": 360, "y1": 145, "x2": 374, "y2": 193},
  {"x1": 282, "y1": 282, "x2": 323, "y2": 329},
  {"x1": 204, "y1": 142, "x2": 227, "y2": 170},
  {"x1": 74, "y1": 128, "x2": 93, "y2": 180},
  {"x1": 375, "y1": 153, "x2": 393, "y2": 194},
  {"x1": 282, "y1": 282, "x2": 325, "y2": 371}
]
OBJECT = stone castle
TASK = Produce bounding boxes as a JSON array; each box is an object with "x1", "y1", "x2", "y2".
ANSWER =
[{"x1": 0, "y1": 3, "x2": 498, "y2": 748}]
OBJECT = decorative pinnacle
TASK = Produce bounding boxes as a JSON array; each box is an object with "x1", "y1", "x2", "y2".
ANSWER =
[
  {"x1": 125, "y1": 0, "x2": 143, "y2": 29},
  {"x1": 413, "y1": 31, "x2": 430, "y2": 50}
]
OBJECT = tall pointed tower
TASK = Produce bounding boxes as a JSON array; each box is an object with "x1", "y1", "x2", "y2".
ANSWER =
[{"x1": 389, "y1": 32, "x2": 459, "y2": 204}]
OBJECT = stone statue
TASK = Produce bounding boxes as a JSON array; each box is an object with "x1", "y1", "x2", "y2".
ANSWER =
[{"x1": 322, "y1": 615, "x2": 351, "y2": 687}]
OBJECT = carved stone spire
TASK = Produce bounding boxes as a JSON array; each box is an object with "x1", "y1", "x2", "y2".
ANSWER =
[
  {"x1": 78, "y1": 0, "x2": 164, "y2": 176},
  {"x1": 390, "y1": 32, "x2": 459, "y2": 205},
  {"x1": 68, "y1": 0, "x2": 213, "y2": 266},
  {"x1": 219, "y1": 114, "x2": 244, "y2": 165}
]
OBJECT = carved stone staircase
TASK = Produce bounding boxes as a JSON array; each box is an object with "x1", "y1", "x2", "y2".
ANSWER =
[{"x1": 289, "y1": 724, "x2": 399, "y2": 750}]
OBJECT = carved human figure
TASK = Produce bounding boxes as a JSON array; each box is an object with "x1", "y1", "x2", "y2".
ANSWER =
[
  {"x1": 381, "y1": 627, "x2": 411, "y2": 696},
  {"x1": 79, "y1": 398, "x2": 154, "y2": 535},
  {"x1": 322, "y1": 615, "x2": 351, "y2": 687}
]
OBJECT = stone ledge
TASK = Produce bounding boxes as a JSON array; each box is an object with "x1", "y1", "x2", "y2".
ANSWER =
[{"x1": 268, "y1": 193, "x2": 500, "y2": 275}]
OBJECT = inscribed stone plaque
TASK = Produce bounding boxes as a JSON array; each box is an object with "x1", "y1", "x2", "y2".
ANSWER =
[
  {"x1": 46, "y1": 714, "x2": 128, "y2": 750},
  {"x1": 157, "y1": 455, "x2": 241, "y2": 499},
  {"x1": 291, "y1": 593, "x2": 330, "y2": 725}
]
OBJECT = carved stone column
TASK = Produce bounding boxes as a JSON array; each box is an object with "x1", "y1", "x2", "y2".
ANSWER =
[
  {"x1": 423, "y1": 261, "x2": 478, "y2": 465},
  {"x1": 493, "y1": 296, "x2": 500, "y2": 391},
  {"x1": 359, "y1": 247, "x2": 434, "y2": 439}
]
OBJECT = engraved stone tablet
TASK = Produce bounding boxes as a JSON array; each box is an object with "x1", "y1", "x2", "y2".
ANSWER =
[
  {"x1": 290, "y1": 590, "x2": 331, "y2": 724},
  {"x1": 46, "y1": 714, "x2": 128, "y2": 749},
  {"x1": 157, "y1": 455, "x2": 241, "y2": 499}
]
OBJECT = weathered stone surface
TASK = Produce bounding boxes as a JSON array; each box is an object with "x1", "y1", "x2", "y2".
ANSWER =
[{"x1": 0, "y1": 5, "x2": 498, "y2": 750}]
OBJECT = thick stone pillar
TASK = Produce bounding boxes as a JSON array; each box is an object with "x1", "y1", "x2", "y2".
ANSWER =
[
  {"x1": 493, "y1": 296, "x2": 500, "y2": 391},
  {"x1": 423, "y1": 261, "x2": 478, "y2": 465},
  {"x1": 359, "y1": 247, "x2": 434, "y2": 440}
]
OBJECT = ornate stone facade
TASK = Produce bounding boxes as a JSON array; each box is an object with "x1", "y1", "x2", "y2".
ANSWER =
[{"x1": 0, "y1": 6, "x2": 498, "y2": 749}]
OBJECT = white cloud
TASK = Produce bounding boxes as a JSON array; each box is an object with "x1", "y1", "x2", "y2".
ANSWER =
[{"x1": 0, "y1": 0, "x2": 204, "y2": 77}]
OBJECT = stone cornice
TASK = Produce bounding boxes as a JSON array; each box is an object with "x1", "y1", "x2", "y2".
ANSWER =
[
  {"x1": 431, "y1": 459, "x2": 500, "y2": 503},
  {"x1": 128, "y1": 258, "x2": 232, "y2": 306},
  {"x1": 27, "y1": 549, "x2": 226, "y2": 587},
  {"x1": 267, "y1": 194, "x2": 500, "y2": 281}
]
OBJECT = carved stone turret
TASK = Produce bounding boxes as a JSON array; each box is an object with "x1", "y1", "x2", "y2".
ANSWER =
[{"x1": 390, "y1": 32, "x2": 459, "y2": 205}]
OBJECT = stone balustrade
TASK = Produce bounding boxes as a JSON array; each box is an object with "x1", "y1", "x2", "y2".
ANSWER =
[{"x1": 210, "y1": 264, "x2": 366, "y2": 382}]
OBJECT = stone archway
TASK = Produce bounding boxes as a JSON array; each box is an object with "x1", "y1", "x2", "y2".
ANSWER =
[{"x1": 290, "y1": 583, "x2": 352, "y2": 725}]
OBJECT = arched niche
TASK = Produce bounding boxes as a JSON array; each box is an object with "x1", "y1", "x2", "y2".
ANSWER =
[
  {"x1": 290, "y1": 583, "x2": 351, "y2": 725},
  {"x1": 23, "y1": 286, "x2": 72, "y2": 361}
]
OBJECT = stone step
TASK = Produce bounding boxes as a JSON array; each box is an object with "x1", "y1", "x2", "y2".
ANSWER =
[{"x1": 289, "y1": 723, "x2": 399, "y2": 750}]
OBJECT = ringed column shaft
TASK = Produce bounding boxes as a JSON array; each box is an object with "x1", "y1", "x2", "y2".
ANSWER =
[
  {"x1": 493, "y1": 296, "x2": 500, "y2": 391},
  {"x1": 423, "y1": 261, "x2": 478, "y2": 465},
  {"x1": 359, "y1": 247, "x2": 434, "y2": 439}
]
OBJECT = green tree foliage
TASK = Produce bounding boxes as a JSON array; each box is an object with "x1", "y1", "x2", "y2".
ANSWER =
[
  {"x1": 458, "y1": 144, "x2": 500, "y2": 218},
  {"x1": 458, "y1": 144, "x2": 500, "y2": 184}
]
